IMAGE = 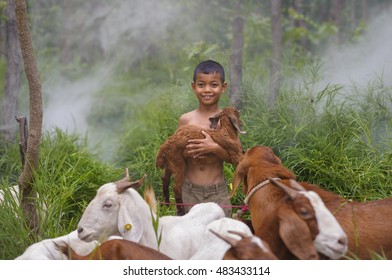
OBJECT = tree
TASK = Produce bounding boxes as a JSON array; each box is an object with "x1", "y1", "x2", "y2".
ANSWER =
[
  {"x1": 1, "y1": 0, "x2": 21, "y2": 142},
  {"x1": 330, "y1": 0, "x2": 345, "y2": 44},
  {"x1": 229, "y1": 0, "x2": 244, "y2": 110},
  {"x1": 361, "y1": 0, "x2": 368, "y2": 22},
  {"x1": 15, "y1": 0, "x2": 43, "y2": 233},
  {"x1": 292, "y1": 0, "x2": 310, "y2": 51},
  {"x1": 268, "y1": 0, "x2": 282, "y2": 107}
]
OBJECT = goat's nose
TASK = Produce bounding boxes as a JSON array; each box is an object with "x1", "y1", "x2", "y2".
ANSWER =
[
  {"x1": 338, "y1": 236, "x2": 348, "y2": 247},
  {"x1": 77, "y1": 227, "x2": 83, "y2": 234}
]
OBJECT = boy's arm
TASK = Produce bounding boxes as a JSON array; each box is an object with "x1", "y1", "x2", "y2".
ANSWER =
[{"x1": 187, "y1": 131, "x2": 234, "y2": 163}]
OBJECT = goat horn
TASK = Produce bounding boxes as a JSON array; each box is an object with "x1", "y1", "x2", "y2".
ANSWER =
[
  {"x1": 115, "y1": 168, "x2": 131, "y2": 184},
  {"x1": 289, "y1": 179, "x2": 306, "y2": 191},
  {"x1": 268, "y1": 177, "x2": 298, "y2": 200},
  {"x1": 116, "y1": 173, "x2": 147, "y2": 193},
  {"x1": 209, "y1": 229, "x2": 239, "y2": 247}
]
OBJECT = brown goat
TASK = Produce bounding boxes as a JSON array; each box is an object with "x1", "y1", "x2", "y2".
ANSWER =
[
  {"x1": 234, "y1": 170, "x2": 347, "y2": 260},
  {"x1": 230, "y1": 145, "x2": 392, "y2": 260},
  {"x1": 57, "y1": 238, "x2": 172, "y2": 260},
  {"x1": 156, "y1": 107, "x2": 245, "y2": 215},
  {"x1": 210, "y1": 229, "x2": 278, "y2": 260}
]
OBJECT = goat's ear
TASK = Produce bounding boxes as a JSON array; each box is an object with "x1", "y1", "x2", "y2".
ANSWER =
[
  {"x1": 118, "y1": 196, "x2": 143, "y2": 242},
  {"x1": 209, "y1": 115, "x2": 220, "y2": 129},
  {"x1": 269, "y1": 178, "x2": 298, "y2": 200},
  {"x1": 230, "y1": 158, "x2": 250, "y2": 198},
  {"x1": 229, "y1": 114, "x2": 246, "y2": 134},
  {"x1": 277, "y1": 204, "x2": 319, "y2": 260},
  {"x1": 289, "y1": 179, "x2": 306, "y2": 191},
  {"x1": 209, "y1": 229, "x2": 239, "y2": 246}
]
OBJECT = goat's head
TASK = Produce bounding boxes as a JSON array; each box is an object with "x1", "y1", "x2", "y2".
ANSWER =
[
  {"x1": 269, "y1": 178, "x2": 348, "y2": 260},
  {"x1": 229, "y1": 145, "x2": 295, "y2": 198},
  {"x1": 209, "y1": 107, "x2": 246, "y2": 134},
  {"x1": 210, "y1": 229, "x2": 278, "y2": 260},
  {"x1": 77, "y1": 168, "x2": 146, "y2": 243}
]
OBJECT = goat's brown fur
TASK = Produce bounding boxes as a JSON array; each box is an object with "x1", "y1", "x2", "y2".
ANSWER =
[
  {"x1": 57, "y1": 239, "x2": 172, "y2": 260},
  {"x1": 211, "y1": 230, "x2": 278, "y2": 260},
  {"x1": 156, "y1": 107, "x2": 245, "y2": 215},
  {"x1": 231, "y1": 145, "x2": 392, "y2": 260}
]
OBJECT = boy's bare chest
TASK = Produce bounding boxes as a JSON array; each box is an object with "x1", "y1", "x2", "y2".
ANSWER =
[{"x1": 185, "y1": 119, "x2": 212, "y2": 129}]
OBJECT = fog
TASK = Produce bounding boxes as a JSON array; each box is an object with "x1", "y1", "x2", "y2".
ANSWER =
[
  {"x1": 39, "y1": 0, "x2": 181, "y2": 137},
  {"x1": 10, "y1": 1, "x2": 392, "y2": 160},
  {"x1": 320, "y1": 5, "x2": 392, "y2": 88}
]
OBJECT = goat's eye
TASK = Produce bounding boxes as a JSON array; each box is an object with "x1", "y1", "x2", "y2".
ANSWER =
[{"x1": 299, "y1": 207, "x2": 310, "y2": 217}]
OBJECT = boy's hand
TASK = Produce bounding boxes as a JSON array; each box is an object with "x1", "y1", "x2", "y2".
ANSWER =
[{"x1": 186, "y1": 131, "x2": 219, "y2": 158}]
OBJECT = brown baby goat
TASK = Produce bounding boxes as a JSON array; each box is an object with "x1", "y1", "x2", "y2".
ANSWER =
[{"x1": 156, "y1": 107, "x2": 245, "y2": 215}]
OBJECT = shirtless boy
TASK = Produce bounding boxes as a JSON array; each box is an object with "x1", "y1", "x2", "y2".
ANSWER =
[{"x1": 178, "y1": 60, "x2": 239, "y2": 217}]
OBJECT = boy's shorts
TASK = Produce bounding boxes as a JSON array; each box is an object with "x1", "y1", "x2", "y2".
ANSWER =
[{"x1": 182, "y1": 180, "x2": 232, "y2": 217}]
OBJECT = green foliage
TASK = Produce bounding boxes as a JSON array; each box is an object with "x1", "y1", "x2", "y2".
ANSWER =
[
  {"x1": 150, "y1": 205, "x2": 163, "y2": 251},
  {"x1": 0, "y1": 137, "x2": 21, "y2": 182},
  {"x1": 114, "y1": 81, "x2": 196, "y2": 198},
  {"x1": 0, "y1": 129, "x2": 122, "y2": 259},
  {"x1": 285, "y1": 7, "x2": 339, "y2": 47},
  {"x1": 0, "y1": 0, "x2": 6, "y2": 19},
  {"x1": 239, "y1": 66, "x2": 392, "y2": 203}
]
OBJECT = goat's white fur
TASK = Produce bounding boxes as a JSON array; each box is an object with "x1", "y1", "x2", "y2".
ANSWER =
[
  {"x1": 77, "y1": 182, "x2": 225, "y2": 259},
  {"x1": 190, "y1": 217, "x2": 254, "y2": 259},
  {"x1": 303, "y1": 190, "x2": 348, "y2": 259},
  {"x1": 15, "y1": 230, "x2": 101, "y2": 260},
  {"x1": 1, "y1": 185, "x2": 47, "y2": 219},
  {"x1": 0, "y1": 185, "x2": 20, "y2": 205}
]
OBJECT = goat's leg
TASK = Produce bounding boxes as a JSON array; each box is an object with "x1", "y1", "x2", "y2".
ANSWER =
[
  {"x1": 161, "y1": 168, "x2": 172, "y2": 204},
  {"x1": 172, "y1": 171, "x2": 186, "y2": 216}
]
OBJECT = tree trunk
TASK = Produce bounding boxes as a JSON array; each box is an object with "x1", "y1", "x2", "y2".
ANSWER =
[
  {"x1": 293, "y1": 0, "x2": 309, "y2": 51},
  {"x1": 330, "y1": 0, "x2": 345, "y2": 44},
  {"x1": 60, "y1": 0, "x2": 73, "y2": 64},
  {"x1": 360, "y1": 0, "x2": 368, "y2": 22},
  {"x1": 1, "y1": 0, "x2": 21, "y2": 142},
  {"x1": 268, "y1": 0, "x2": 282, "y2": 107},
  {"x1": 229, "y1": 0, "x2": 244, "y2": 110},
  {"x1": 349, "y1": 0, "x2": 356, "y2": 31},
  {"x1": 15, "y1": 0, "x2": 43, "y2": 233}
]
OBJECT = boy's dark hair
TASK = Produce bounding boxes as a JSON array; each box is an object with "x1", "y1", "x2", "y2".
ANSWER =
[{"x1": 193, "y1": 60, "x2": 225, "y2": 83}]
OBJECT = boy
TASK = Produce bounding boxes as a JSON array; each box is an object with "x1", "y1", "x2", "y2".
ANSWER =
[{"x1": 178, "y1": 60, "x2": 239, "y2": 217}]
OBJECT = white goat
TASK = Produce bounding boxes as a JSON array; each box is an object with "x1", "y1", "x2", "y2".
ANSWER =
[
  {"x1": 190, "y1": 217, "x2": 277, "y2": 260},
  {"x1": 0, "y1": 185, "x2": 20, "y2": 205},
  {"x1": 77, "y1": 170, "x2": 225, "y2": 259},
  {"x1": 15, "y1": 230, "x2": 102, "y2": 260},
  {"x1": 1, "y1": 185, "x2": 47, "y2": 220}
]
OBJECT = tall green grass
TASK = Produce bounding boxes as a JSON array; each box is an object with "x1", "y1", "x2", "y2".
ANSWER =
[{"x1": 0, "y1": 129, "x2": 122, "y2": 259}]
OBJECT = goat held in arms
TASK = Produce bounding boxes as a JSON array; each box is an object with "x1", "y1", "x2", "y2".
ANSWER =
[{"x1": 156, "y1": 107, "x2": 245, "y2": 215}]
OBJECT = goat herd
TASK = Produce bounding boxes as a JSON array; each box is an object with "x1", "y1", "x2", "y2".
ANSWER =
[{"x1": 10, "y1": 107, "x2": 392, "y2": 260}]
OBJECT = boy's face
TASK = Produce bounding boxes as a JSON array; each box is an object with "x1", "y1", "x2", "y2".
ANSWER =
[{"x1": 191, "y1": 72, "x2": 227, "y2": 106}]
